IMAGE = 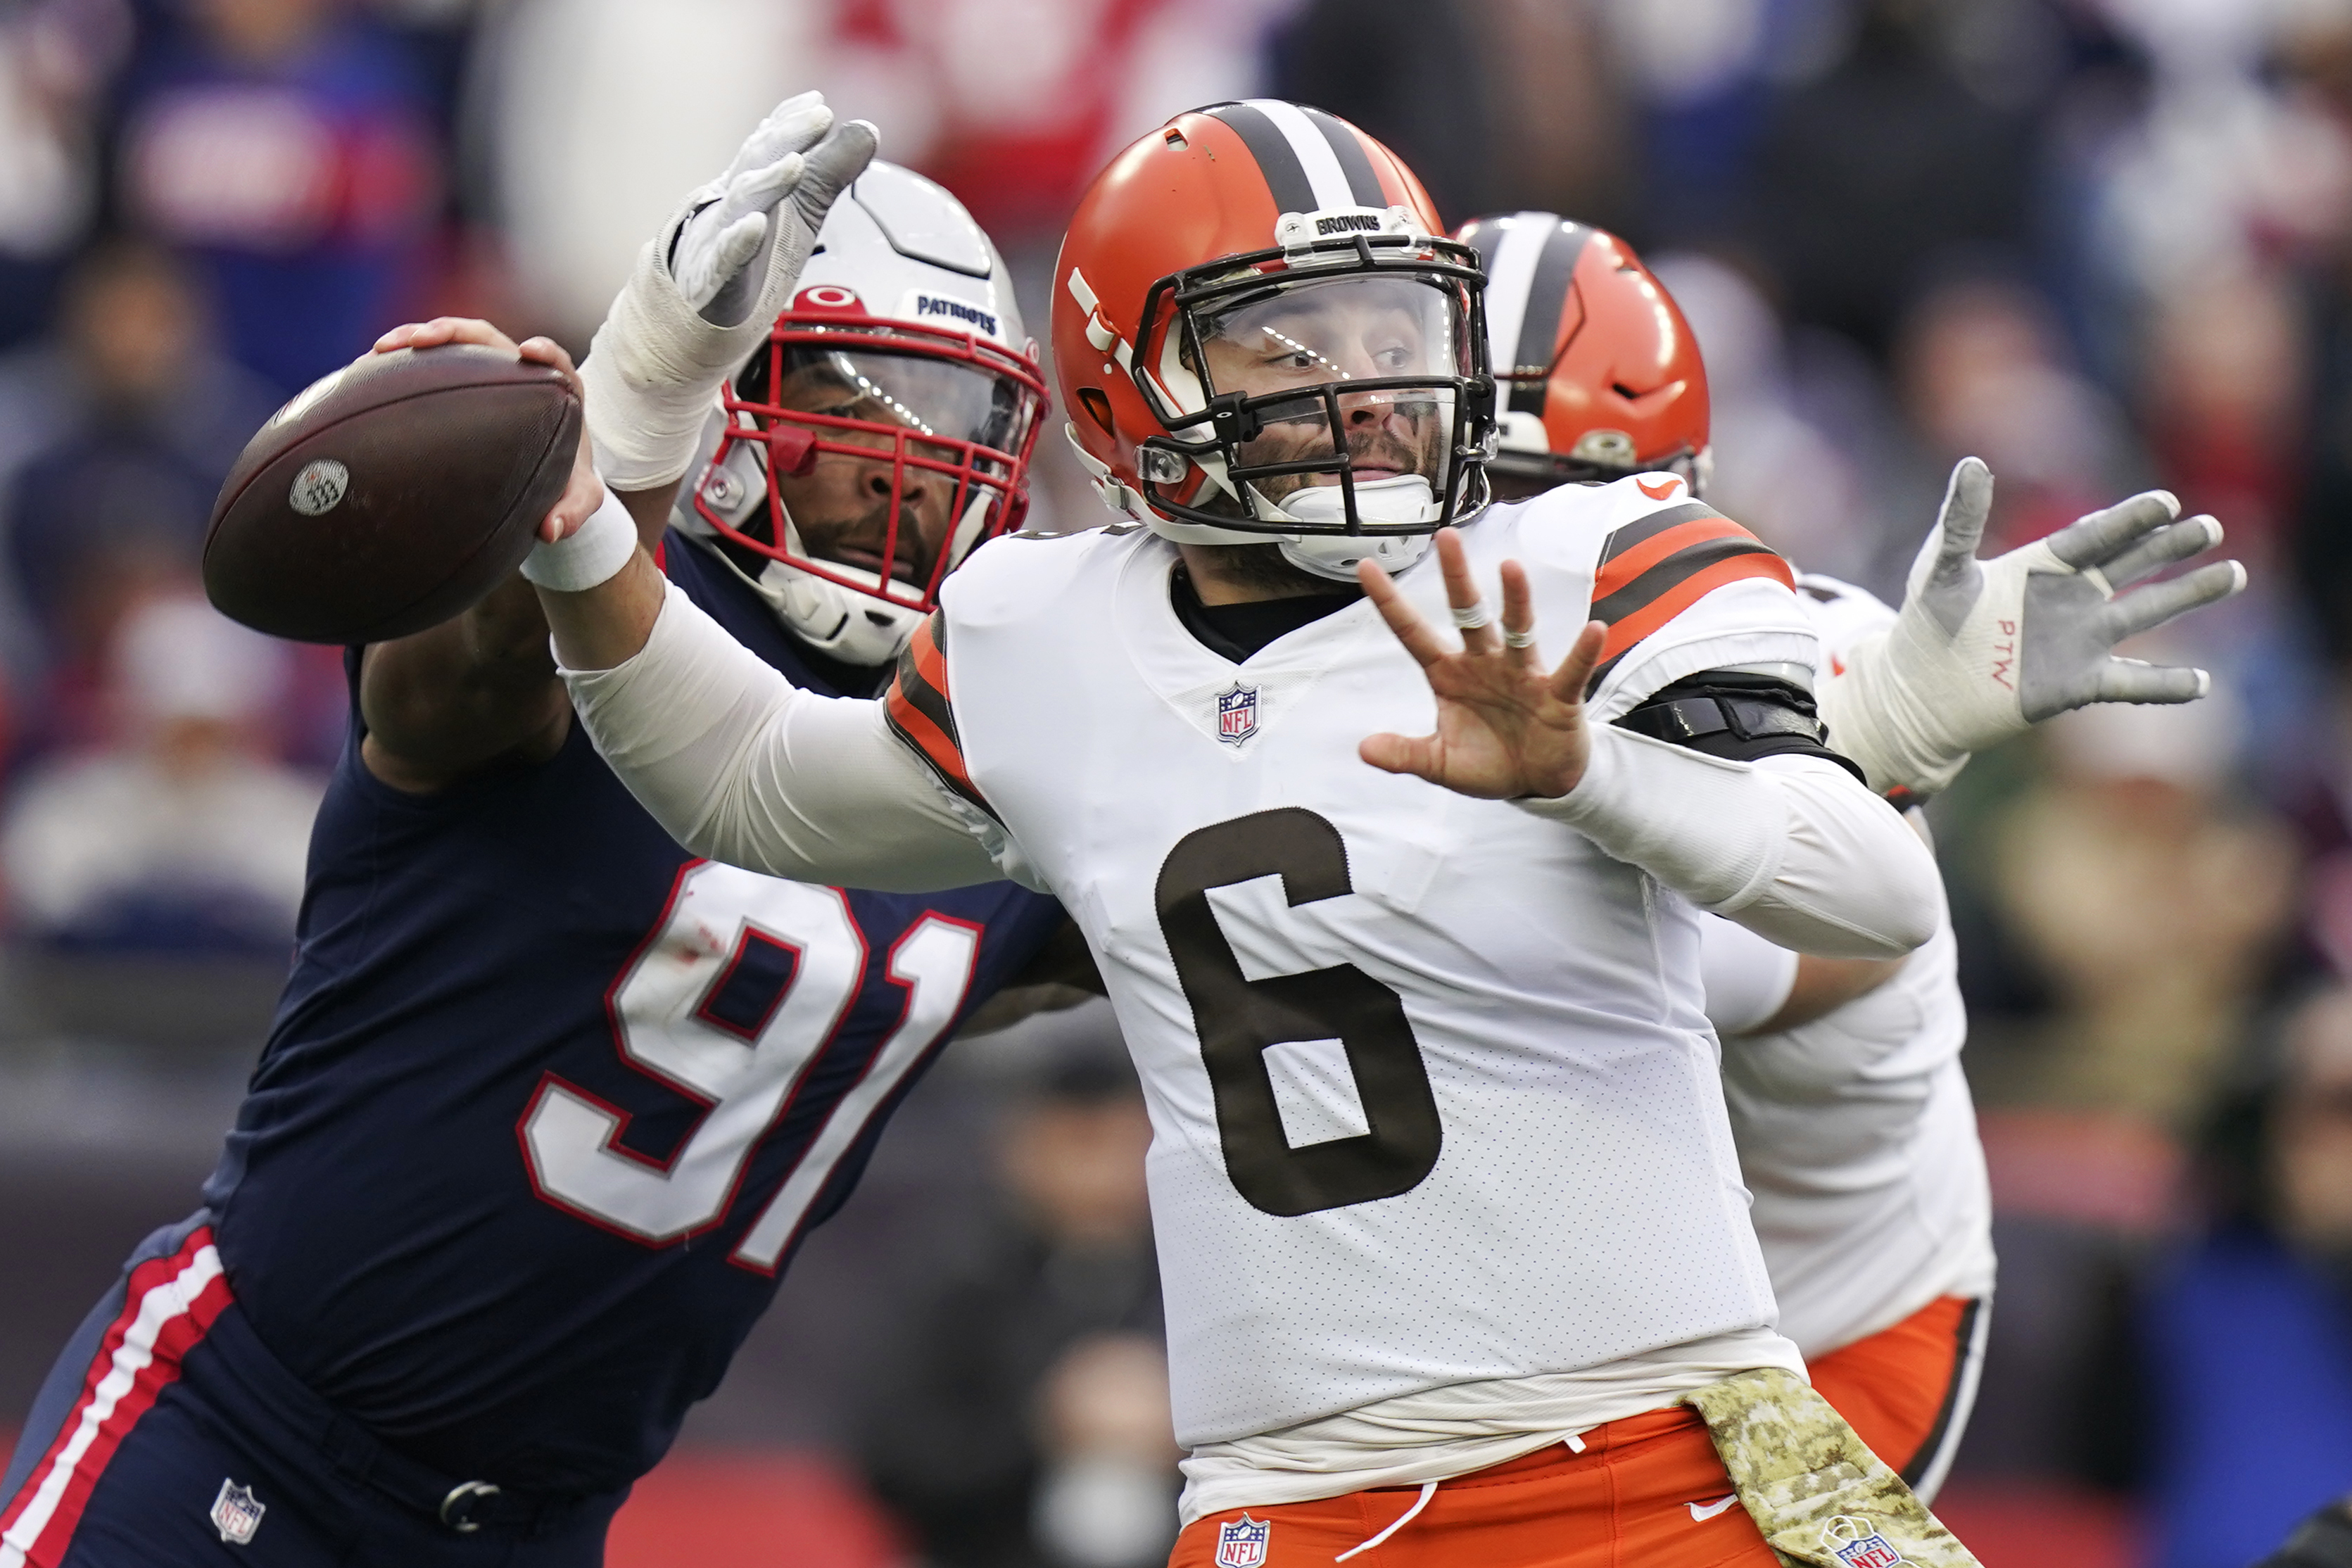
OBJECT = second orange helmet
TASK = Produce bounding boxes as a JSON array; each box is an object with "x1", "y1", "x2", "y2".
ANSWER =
[{"x1": 1454, "y1": 212, "x2": 1710, "y2": 496}]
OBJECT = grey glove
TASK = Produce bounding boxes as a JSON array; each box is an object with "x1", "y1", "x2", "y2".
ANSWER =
[
  {"x1": 1818, "y1": 457, "x2": 2246, "y2": 797},
  {"x1": 579, "y1": 96, "x2": 878, "y2": 489}
]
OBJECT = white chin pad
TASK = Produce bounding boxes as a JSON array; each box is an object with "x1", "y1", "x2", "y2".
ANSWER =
[
  {"x1": 1270, "y1": 472, "x2": 1438, "y2": 529},
  {"x1": 1279, "y1": 531, "x2": 1431, "y2": 581}
]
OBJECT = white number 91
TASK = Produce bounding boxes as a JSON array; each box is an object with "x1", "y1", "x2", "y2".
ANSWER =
[{"x1": 519, "y1": 861, "x2": 980, "y2": 1272}]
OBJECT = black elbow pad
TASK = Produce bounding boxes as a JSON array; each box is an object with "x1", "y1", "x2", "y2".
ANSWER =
[{"x1": 1614, "y1": 670, "x2": 1866, "y2": 784}]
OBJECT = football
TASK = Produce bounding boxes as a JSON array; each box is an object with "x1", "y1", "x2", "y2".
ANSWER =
[{"x1": 203, "y1": 343, "x2": 582, "y2": 644}]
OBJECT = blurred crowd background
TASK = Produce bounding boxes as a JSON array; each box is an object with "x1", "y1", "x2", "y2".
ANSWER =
[{"x1": 1, "y1": 0, "x2": 2349, "y2": 1564}]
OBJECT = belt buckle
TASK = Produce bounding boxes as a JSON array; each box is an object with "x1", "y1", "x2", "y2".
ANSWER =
[{"x1": 439, "y1": 1479, "x2": 502, "y2": 1534}]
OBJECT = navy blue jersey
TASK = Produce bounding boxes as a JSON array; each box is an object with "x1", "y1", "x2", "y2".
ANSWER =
[{"x1": 201, "y1": 533, "x2": 1066, "y2": 1496}]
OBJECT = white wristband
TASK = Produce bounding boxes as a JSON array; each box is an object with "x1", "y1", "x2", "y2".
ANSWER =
[{"x1": 521, "y1": 486, "x2": 639, "y2": 593}]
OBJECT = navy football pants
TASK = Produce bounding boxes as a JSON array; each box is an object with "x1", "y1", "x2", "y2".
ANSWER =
[{"x1": 1, "y1": 1218, "x2": 626, "y2": 1567}]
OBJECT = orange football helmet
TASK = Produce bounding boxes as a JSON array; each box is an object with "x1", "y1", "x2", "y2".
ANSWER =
[
  {"x1": 1453, "y1": 212, "x2": 1710, "y2": 495},
  {"x1": 1054, "y1": 100, "x2": 1494, "y2": 577}
]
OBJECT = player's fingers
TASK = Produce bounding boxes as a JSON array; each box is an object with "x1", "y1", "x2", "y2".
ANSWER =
[
  {"x1": 1359, "y1": 731, "x2": 1441, "y2": 781},
  {"x1": 378, "y1": 317, "x2": 518, "y2": 356},
  {"x1": 2097, "y1": 514, "x2": 2223, "y2": 590},
  {"x1": 709, "y1": 212, "x2": 770, "y2": 284},
  {"x1": 723, "y1": 94, "x2": 830, "y2": 182},
  {"x1": 730, "y1": 155, "x2": 804, "y2": 216},
  {"x1": 2044, "y1": 489, "x2": 2180, "y2": 571},
  {"x1": 1358, "y1": 558, "x2": 1450, "y2": 669},
  {"x1": 1434, "y1": 529, "x2": 1498, "y2": 652},
  {"x1": 792, "y1": 119, "x2": 878, "y2": 222},
  {"x1": 540, "y1": 463, "x2": 608, "y2": 543},
  {"x1": 2092, "y1": 657, "x2": 2211, "y2": 706},
  {"x1": 1498, "y1": 559, "x2": 1538, "y2": 669},
  {"x1": 514, "y1": 335, "x2": 576, "y2": 377},
  {"x1": 753, "y1": 91, "x2": 833, "y2": 156},
  {"x1": 1929, "y1": 457, "x2": 1993, "y2": 576},
  {"x1": 1546, "y1": 620, "x2": 1607, "y2": 704},
  {"x1": 2101, "y1": 558, "x2": 2247, "y2": 640}
]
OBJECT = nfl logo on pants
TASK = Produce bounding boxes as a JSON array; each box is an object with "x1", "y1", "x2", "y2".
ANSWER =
[
  {"x1": 1823, "y1": 1515, "x2": 1907, "y2": 1568},
  {"x1": 210, "y1": 1479, "x2": 265, "y2": 1544},
  {"x1": 1217, "y1": 1513, "x2": 1271, "y2": 1567}
]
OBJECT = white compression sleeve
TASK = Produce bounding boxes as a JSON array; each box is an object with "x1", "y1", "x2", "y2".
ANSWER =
[
  {"x1": 1699, "y1": 916, "x2": 1802, "y2": 1037},
  {"x1": 559, "y1": 578, "x2": 1011, "y2": 891},
  {"x1": 1516, "y1": 726, "x2": 1940, "y2": 959}
]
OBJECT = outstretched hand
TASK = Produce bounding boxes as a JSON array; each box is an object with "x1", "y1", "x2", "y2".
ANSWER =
[
  {"x1": 671, "y1": 93, "x2": 877, "y2": 327},
  {"x1": 1358, "y1": 529, "x2": 1607, "y2": 799},
  {"x1": 1906, "y1": 456, "x2": 2245, "y2": 721}
]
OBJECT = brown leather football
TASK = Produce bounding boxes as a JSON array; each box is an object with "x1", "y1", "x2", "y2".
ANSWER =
[{"x1": 203, "y1": 343, "x2": 582, "y2": 644}]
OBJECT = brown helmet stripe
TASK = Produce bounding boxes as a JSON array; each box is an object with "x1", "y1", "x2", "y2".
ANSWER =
[
  {"x1": 1298, "y1": 105, "x2": 1387, "y2": 206},
  {"x1": 1196, "y1": 102, "x2": 1318, "y2": 215},
  {"x1": 1509, "y1": 218, "x2": 1591, "y2": 417}
]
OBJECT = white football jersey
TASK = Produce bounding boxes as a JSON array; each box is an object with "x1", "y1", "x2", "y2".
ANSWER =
[
  {"x1": 897, "y1": 475, "x2": 1818, "y2": 1446},
  {"x1": 1705, "y1": 574, "x2": 1996, "y2": 1358}
]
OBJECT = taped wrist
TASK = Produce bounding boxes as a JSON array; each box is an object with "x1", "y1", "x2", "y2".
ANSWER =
[
  {"x1": 1617, "y1": 670, "x2": 1864, "y2": 784},
  {"x1": 580, "y1": 186, "x2": 806, "y2": 490},
  {"x1": 1814, "y1": 627, "x2": 1971, "y2": 801},
  {"x1": 521, "y1": 486, "x2": 638, "y2": 592}
]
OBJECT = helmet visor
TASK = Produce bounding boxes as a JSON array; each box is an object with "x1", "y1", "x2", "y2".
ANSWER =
[
  {"x1": 709, "y1": 326, "x2": 1044, "y2": 607},
  {"x1": 1177, "y1": 270, "x2": 1479, "y2": 533},
  {"x1": 768, "y1": 341, "x2": 1031, "y2": 455}
]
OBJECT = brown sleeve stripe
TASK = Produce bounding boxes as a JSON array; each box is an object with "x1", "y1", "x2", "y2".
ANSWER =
[
  {"x1": 1596, "y1": 500, "x2": 1722, "y2": 567},
  {"x1": 884, "y1": 614, "x2": 997, "y2": 820},
  {"x1": 1591, "y1": 527, "x2": 1793, "y2": 629},
  {"x1": 1585, "y1": 550, "x2": 1799, "y2": 695},
  {"x1": 1593, "y1": 514, "x2": 1758, "y2": 603}
]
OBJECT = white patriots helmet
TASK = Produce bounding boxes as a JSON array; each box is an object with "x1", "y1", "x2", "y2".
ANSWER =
[{"x1": 685, "y1": 161, "x2": 1047, "y2": 666}]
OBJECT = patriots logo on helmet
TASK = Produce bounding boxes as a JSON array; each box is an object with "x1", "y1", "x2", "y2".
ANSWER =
[{"x1": 1216, "y1": 1514, "x2": 1271, "y2": 1567}]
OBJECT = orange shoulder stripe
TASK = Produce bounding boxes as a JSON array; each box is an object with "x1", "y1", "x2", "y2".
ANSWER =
[
  {"x1": 1593, "y1": 516, "x2": 1764, "y2": 602},
  {"x1": 1596, "y1": 552, "x2": 1798, "y2": 667},
  {"x1": 885, "y1": 682, "x2": 976, "y2": 796}
]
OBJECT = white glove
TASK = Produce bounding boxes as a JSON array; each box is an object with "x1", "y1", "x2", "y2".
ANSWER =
[
  {"x1": 580, "y1": 93, "x2": 878, "y2": 491},
  {"x1": 1820, "y1": 456, "x2": 2246, "y2": 798}
]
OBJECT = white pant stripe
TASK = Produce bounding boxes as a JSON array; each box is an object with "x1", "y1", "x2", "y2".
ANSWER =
[{"x1": 0, "y1": 1244, "x2": 224, "y2": 1566}]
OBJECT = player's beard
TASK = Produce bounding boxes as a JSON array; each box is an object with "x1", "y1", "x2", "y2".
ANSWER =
[
  {"x1": 1199, "y1": 540, "x2": 1354, "y2": 598},
  {"x1": 1243, "y1": 412, "x2": 1442, "y2": 512},
  {"x1": 788, "y1": 495, "x2": 942, "y2": 588},
  {"x1": 1189, "y1": 411, "x2": 1443, "y2": 597}
]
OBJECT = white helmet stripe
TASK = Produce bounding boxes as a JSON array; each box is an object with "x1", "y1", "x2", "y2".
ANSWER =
[
  {"x1": 1249, "y1": 99, "x2": 1361, "y2": 214},
  {"x1": 1479, "y1": 212, "x2": 1558, "y2": 379}
]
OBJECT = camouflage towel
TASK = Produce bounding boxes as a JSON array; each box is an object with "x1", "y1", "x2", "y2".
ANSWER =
[{"x1": 1682, "y1": 1367, "x2": 1983, "y2": 1568}]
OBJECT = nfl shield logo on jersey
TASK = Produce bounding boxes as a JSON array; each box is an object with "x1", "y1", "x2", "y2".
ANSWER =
[
  {"x1": 1822, "y1": 1515, "x2": 1907, "y2": 1568},
  {"x1": 210, "y1": 1479, "x2": 265, "y2": 1544},
  {"x1": 1216, "y1": 683, "x2": 1259, "y2": 746},
  {"x1": 1216, "y1": 1513, "x2": 1272, "y2": 1567}
]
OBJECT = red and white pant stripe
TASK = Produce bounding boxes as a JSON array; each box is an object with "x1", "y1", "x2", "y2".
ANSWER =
[{"x1": 0, "y1": 1228, "x2": 232, "y2": 1568}]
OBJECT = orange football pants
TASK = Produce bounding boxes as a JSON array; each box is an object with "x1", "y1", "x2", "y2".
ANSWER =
[
  {"x1": 1168, "y1": 1406, "x2": 1776, "y2": 1568},
  {"x1": 1805, "y1": 1295, "x2": 1985, "y2": 1487}
]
